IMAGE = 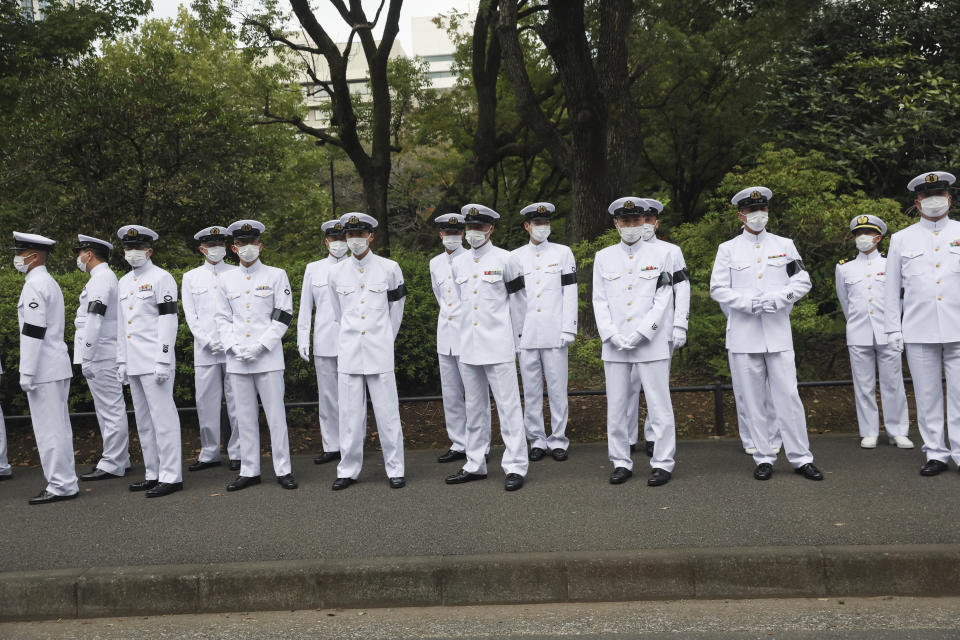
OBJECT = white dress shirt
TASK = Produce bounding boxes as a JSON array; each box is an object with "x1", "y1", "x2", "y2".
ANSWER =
[
  {"x1": 182, "y1": 259, "x2": 237, "y2": 366},
  {"x1": 73, "y1": 262, "x2": 119, "y2": 364},
  {"x1": 116, "y1": 260, "x2": 179, "y2": 376},
  {"x1": 835, "y1": 249, "x2": 887, "y2": 346},
  {"x1": 19, "y1": 266, "x2": 72, "y2": 383},
  {"x1": 511, "y1": 240, "x2": 578, "y2": 348}
]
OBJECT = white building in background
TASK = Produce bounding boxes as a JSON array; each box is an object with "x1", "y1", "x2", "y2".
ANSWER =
[
  {"x1": 410, "y1": 16, "x2": 459, "y2": 90},
  {"x1": 20, "y1": 0, "x2": 77, "y2": 20}
]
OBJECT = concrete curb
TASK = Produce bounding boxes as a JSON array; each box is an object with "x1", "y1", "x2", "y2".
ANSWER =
[{"x1": 2, "y1": 544, "x2": 960, "y2": 621}]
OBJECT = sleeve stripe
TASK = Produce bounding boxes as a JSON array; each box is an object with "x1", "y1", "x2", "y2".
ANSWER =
[
  {"x1": 21, "y1": 323, "x2": 46, "y2": 339},
  {"x1": 560, "y1": 272, "x2": 577, "y2": 286},
  {"x1": 505, "y1": 275, "x2": 525, "y2": 294},
  {"x1": 657, "y1": 272, "x2": 673, "y2": 289},
  {"x1": 87, "y1": 301, "x2": 108, "y2": 316},
  {"x1": 271, "y1": 309, "x2": 293, "y2": 325},
  {"x1": 387, "y1": 283, "x2": 408, "y2": 302},
  {"x1": 672, "y1": 268, "x2": 690, "y2": 284},
  {"x1": 157, "y1": 301, "x2": 178, "y2": 315},
  {"x1": 786, "y1": 260, "x2": 806, "y2": 277}
]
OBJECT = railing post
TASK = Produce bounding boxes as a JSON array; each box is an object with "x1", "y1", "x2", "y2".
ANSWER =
[{"x1": 713, "y1": 380, "x2": 724, "y2": 436}]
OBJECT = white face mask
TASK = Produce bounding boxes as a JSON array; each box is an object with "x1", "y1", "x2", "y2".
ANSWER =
[
  {"x1": 76, "y1": 254, "x2": 89, "y2": 272},
  {"x1": 124, "y1": 249, "x2": 148, "y2": 268},
  {"x1": 920, "y1": 195, "x2": 950, "y2": 217},
  {"x1": 13, "y1": 254, "x2": 34, "y2": 273},
  {"x1": 204, "y1": 246, "x2": 226, "y2": 263},
  {"x1": 530, "y1": 224, "x2": 551, "y2": 243},
  {"x1": 347, "y1": 237, "x2": 369, "y2": 256},
  {"x1": 465, "y1": 230, "x2": 488, "y2": 248},
  {"x1": 328, "y1": 240, "x2": 348, "y2": 258},
  {"x1": 442, "y1": 235, "x2": 463, "y2": 251},
  {"x1": 745, "y1": 210, "x2": 769, "y2": 231},
  {"x1": 236, "y1": 244, "x2": 260, "y2": 262},
  {"x1": 639, "y1": 223, "x2": 657, "y2": 241},
  {"x1": 618, "y1": 226, "x2": 644, "y2": 244},
  {"x1": 855, "y1": 235, "x2": 878, "y2": 252}
]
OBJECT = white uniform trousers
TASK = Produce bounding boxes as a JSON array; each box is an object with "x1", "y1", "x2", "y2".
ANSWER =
[
  {"x1": 26, "y1": 379, "x2": 78, "y2": 496},
  {"x1": 194, "y1": 363, "x2": 240, "y2": 463},
  {"x1": 314, "y1": 356, "x2": 341, "y2": 454},
  {"x1": 0, "y1": 406, "x2": 10, "y2": 476},
  {"x1": 905, "y1": 342, "x2": 960, "y2": 464},
  {"x1": 439, "y1": 354, "x2": 490, "y2": 454},
  {"x1": 336, "y1": 372, "x2": 404, "y2": 479},
  {"x1": 627, "y1": 344, "x2": 676, "y2": 446},
  {"x1": 85, "y1": 360, "x2": 130, "y2": 474},
  {"x1": 848, "y1": 344, "x2": 909, "y2": 439},
  {"x1": 129, "y1": 373, "x2": 183, "y2": 484},
  {"x1": 519, "y1": 347, "x2": 570, "y2": 451},
  {"x1": 728, "y1": 350, "x2": 812, "y2": 467},
  {"x1": 229, "y1": 371, "x2": 292, "y2": 478},
  {"x1": 459, "y1": 361, "x2": 527, "y2": 477},
  {"x1": 605, "y1": 360, "x2": 676, "y2": 473}
]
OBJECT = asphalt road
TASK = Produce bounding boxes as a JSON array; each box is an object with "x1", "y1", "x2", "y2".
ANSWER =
[
  {"x1": 3, "y1": 597, "x2": 959, "y2": 639},
  {"x1": 1, "y1": 435, "x2": 958, "y2": 573}
]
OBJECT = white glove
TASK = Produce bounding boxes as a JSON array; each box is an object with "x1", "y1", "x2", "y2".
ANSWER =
[
  {"x1": 751, "y1": 299, "x2": 764, "y2": 315},
  {"x1": 762, "y1": 298, "x2": 777, "y2": 313},
  {"x1": 624, "y1": 330, "x2": 647, "y2": 350},
  {"x1": 20, "y1": 373, "x2": 36, "y2": 393},
  {"x1": 154, "y1": 364, "x2": 172, "y2": 384},
  {"x1": 888, "y1": 331, "x2": 904, "y2": 353},
  {"x1": 610, "y1": 334, "x2": 631, "y2": 351},
  {"x1": 81, "y1": 361, "x2": 96, "y2": 379},
  {"x1": 117, "y1": 364, "x2": 128, "y2": 385},
  {"x1": 672, "y1": 327, "x2": 687, "y2": 349},
  {"x1": 298, "y1": 344, "x2": 310, "y2": 361},
  {"x1": 560, "y1": 332, "x2": 576, "y2": 347},
  {"x1": 208, "y1": 340, "x2": 224, "y2": 354},
  {"x1": 245, "y1": 343, "x2": 266, "y2": 361}
]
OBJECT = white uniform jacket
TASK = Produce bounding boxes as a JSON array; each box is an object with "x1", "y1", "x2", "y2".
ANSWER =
[
  {"x1": 328, "y1": 251, "x2": 406, "y2": 375},
  {"x1": 430, "y1": 246, "x2": 466, "y2": 356},
  {"x1": 592, "y1": 240, "x2": 674, "y2": 363},
  {"x1": 835, "y1": 249, "x2": 887, "y2": 346},
  {"x1": 18, "y1": 266, "x2": 72, "y2": 383},
  {"x1": 182, "y1": 260, "x2": 237, "y2": 366},
  {"x1": 709, "y1": 229, "x2": 812, "y2": 354},
  {"x1": 116, "y1": 260, "x2": 179, "y2": 376},
  {"x1": 73, "y1": 263, "x2": 119, "y2": 364},
  {"x1": 884, "y1": 217, "x2": 960, "y2": 344},
  {"x1": 297, "y1": 254, "x2": 348, "y2": 358},
  {"x1": 645, "y1": 236, "x2": 690, "y2": 333},
  {"x1": 511, "y1": 240, "x2": 578, "y2": 349},
  {"x1": 214, "y1": 260, "x2": 293, "y2": 375},
  {"x1": 451, "y1": 241, "x2": 526, "y2": 367}
]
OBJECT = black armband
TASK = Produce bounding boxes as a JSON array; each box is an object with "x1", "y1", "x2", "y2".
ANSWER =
[
  {"x1": 786, "y1": 260, "x2": 806, "y2": 277},
  {"x1": 22, "y1": 323, "x2": 46, "y2": 339},
  {"x1": 560, "y1": 272, "x2": 577, "y2": 286},
  {"x1": 657, "y1": 272, "x2": 673, "y2": 289},
  {"x1": 87, "y1": 301, "x2": 108, "y2": 316},
  {"x1": 157, "y1": 301, "x2": 178, "y2": 315},
  {"x1": 672, "y1": 268, "x2": 690, "y2": 284},
  {"x1": 271, "y1": 308, "x2": 293, "y2": 325},
  {"x1": 505, "y1": 275, "x2": 525, "y2": 294},
  {"x1": 387, "y1": 283, "x2": 408, "y2": 302}
]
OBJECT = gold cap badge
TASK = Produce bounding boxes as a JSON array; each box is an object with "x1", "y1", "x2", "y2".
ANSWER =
[
  {"x1": 211, "y1": 227, "x2": 219, "y2": 235},
  {"x1": 624, "y1": 200, "x2": 635, "y2": 210},
  {"x1": 926, "y1": 173, "x2": 939, "y2": 183},
  {"x1": 857, "y1": 215, "x2": 869, "y2": 225},
  {"x1": 750, "y1": 190, "x2": 762, "y2": 199},
  {"x1": 348, "y1": 216, "x2": 359, "y2": 224},
  {"x1": 241, "y1": 223, "x2": 252, "y2": 231},
  {"x1": 126, "y1": 228, "x2": 138, "y2": 237},
  {"x1": 536, "y1": 205, "x2": 547, "y2": 214}
]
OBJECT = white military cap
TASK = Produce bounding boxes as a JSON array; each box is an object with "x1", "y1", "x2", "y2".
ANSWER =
[
  {"x1": 12, "y1": 231, "x2": 56, "y2": 251},
  {"x1": 434, "y1": 213, "x2": 465, "y2": 230},
  {"x1": 193, "y1": 226, "x2": 229, "y2": 242},
  {"x1": 643, "y1": 199, "x2": 665, "y2": 215},
  {"x1": 607, "y1": 197, "x2": 645, "y2": 216},
  {"x1": 849, "y1": 214, "x2": 887, "y2": 236},
  {"x1": 731, "y1": 186, "x2": 773, "y2": 209},
  {"x1": 117, "y1": 225, "x2": 158, "y2": 245},
  {"x1": 340, "y1": 212, "x2": 378, "y2": 230},
  {"x1": 461, "y1": 204, "x2": 500, "y2": 224},
  {"x1": 907, "y1": 171, "x2": 956, "y2": 193},
  {"x1": 321, "y1": 219, "x2": 347, "y2": 235},
  {"x1": 75, "y1": 234, "x2": 113, "y2": 252},
  {"x1": 227, "y1": 220, "x2": 265, "y2": 239},
  {"x1": 519, "y1": 202, "x2": 555, "y2": 220}
]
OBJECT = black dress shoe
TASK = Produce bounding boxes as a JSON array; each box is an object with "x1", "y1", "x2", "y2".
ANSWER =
[
  {"x1": 648, "y1": 468, "x2": 671, "y2": 486},
  {"x1": 444, "y1": 468, "x2": 487, "y2": 484},
  {"x1": 529, "y1": 447, "x2": 546, "y2": 461},
  {"x1": 188, "y1": 459, "x2": 221, "y2": 472},
  {"x1": 227, "y1": 475, "x2": 261, "y2": 492},
  {"x1": 389, "y1": 476, "x2": 406, "y2": 489},
  {"x1": 229, "y1": 459, "x2": 241, "y2": 471},
  {"x1": 0, "y1": 473, "x2": 11, "y2": 481},
  {"x1": 645, "y1": 441, "x2": 655, "y2": 458},
  {"x1": 921, "y1": 459, "x2": 949, "y2": 476},
  {"x1": 753, "y1": 463, "x2": 773, "y2": 481},
  {"x1": 332, "y1": 477, "x2": 356, "y2": 491},
  {"x1": 437, "y1": 449, "x2": 467, "y2": 463},
  {"x1": 630, "y1": 443, "x2": 636, "y2": 453},
  {"x1": 551, "y1": 448, "x2": 568, "y2": 462},
  {"x1": 795, "y1": 462, "x2": 824, "y2": 481},
  {"x1": 609, "y1": 467, "x2": 633, "y2": 484},
  {"x1": 146, "y1": 481, "x2": 183, "y2": 498},
  {"x1": 313, "y1": 451, "x2": 341, "y2": 465},
  {"x1": 28, "y1": 490, "x2": 78, "y2": 505},
  {"x1": 504, "y1": 473, "x2": 524, "y2": 491},
  {"x1": 129, "y1": 479, "x2": 159, "y2": 492},
  {"x1": 277, "y1": 474, "x2": 298, "y2": 490},
  {"x1": 81, "y1": 468, "x2": 124, "y2": 481}
]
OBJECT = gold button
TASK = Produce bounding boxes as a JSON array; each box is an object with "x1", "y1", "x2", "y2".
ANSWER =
[
  {"x1": 536, "y1": 294, "x2": 541, "y2": 298},
  {"x1": 473, "y1": 321, "x2": 478, "y2": 326},
  {"x1": 869, "y1": 310, "x2": 874, "y2": 314},
  {"x1": 127, "y1": 335, "x2": 131, "y2": 339},
  {"x1": 536, "y1": 266, "x2": 540, "y2": 270},
  {"x1": 474, "y1": 258, "x2": 479, "y2": 263},
  {"x1": 536, "y1": 253, "x2": 540, "y2": 257},
  {"x1": 938, "y1": 296, "x2": 943, "y2": 301},
  {"x1": 130, "y1": 291, "x2": 134, "y2": 295},
  {"x1": 361, "y1": 330, "x2": 366, "y2": 335},
  {"x1": 536, "y1": 281, "x2": 540, "y2": 285},
  {"x1": 474, "y1": 305, "x2": 478, "y2": 310},
  {"x1": 629, "y1": 255, "x2": 634, "y2": 260},
  {"x1": 935, "y1": 231, "x2": 940, "y2": 236},
  {"x1": 246, "y1": 333, "x2": 250, "y2": 337},
  {"x1": 448, "y1": 289, "x2": 452, "y2": 293},
  {"x1": 360, "y1": 284, "x2": 365, "y2": 289},
  {"x1": 537, "y1": 308, "x2": 541, "y2": 312},
  {"x1": 246, "y1": 276, "x2": 251, "y2": 280},
  {"x1": 937, "y1": 280, "x2": 941, "y2": 284},
  {"x1": 628, "y1": 286, "x2": 633, "y2": 290},
  {"x1": 246, "y1": 290, "x2": 250, "y2": 294},
  {"x1": 757, "y1": 258, "x2": 761, "y2": 263},
  {"x1": 129, "y1": 306, "x2": 133, "y2": 310},
  {"x1": 361, "y1": 315, "x2": 365, "y2": 319},
  {"x1": 867, "y1": 262, "x2": 872, "y2": 266},
  {"x1": 628, "y1": 270, "x2": 633, "y2": 274},
  {"x1": 866, "y1": 274, "x2": 871, "y2": 278},
  {"x1": 213, "y1": 285, "x2": 217, "y2": 289},
  {"x1": 360, "y1": 300, "x2": 365, "y2": 304},
  {"x1": 868, "y1": 298, "x2": 873, "y2": 302},
  {"x1": 473, "y1": 290, "x2": 478, "y2": 294},
  {"x1": 936, "y1": 263, "x2": 941, "y2": 268},
  {"x1": 868, "y1": 286, "x2": 872, "y2": 290},
  {"x1": 245, "y1": 304, "x2": 250, "y2": 309},
  {"x1": 246, "y1": 319, "x2": 251, "y2": 323},
  {"x1": 214, "y1": 273, "x2": 218, "y2": 277},
  {"x1": 448, "y1": 316, "x2": 452, "y2": 320},
  {"x1": 473, "y1": 274, "x2": 478, "y2": 279},
  {"x1": 133, "y1": 278, "x2": 137, "y2": 282},
  {"x1": 627, "y1": 301, "x2": 632, "y2": 306},
  {"x1": 627, "y1": 317, "x2": 632, "y2": 321},
  {"x1": 360, "y1": 268, "x2": 364, "y2": 273},
  {"x1": 936, "y1": 247, "x2": 941, "y2": 251},
  {"x1": 127, "y1": 320, "x2": 132, "y2": 324},
  {"x1": 448, "y1": 303, "x2": 452, "y2": 307},
  {"x1": 755, "y1": 244, "x2": 760, "y2": 249},
  {"x1": 758, "y1": 275, "x2": 763, "y2": 279}
]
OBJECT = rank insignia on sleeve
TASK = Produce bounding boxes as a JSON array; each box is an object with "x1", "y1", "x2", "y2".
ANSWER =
[
  {"x1": 28, "y1": 301, "x2": 38, "y2": 309},
  {"x1": 162, "y1": 344, "x2": 169, "y2": 353},
  {"x1": 163, "y1": 294, "x2": 172, "y2": 302}
]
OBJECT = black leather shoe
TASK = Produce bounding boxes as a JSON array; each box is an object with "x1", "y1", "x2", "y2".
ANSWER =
[
  {"x1": 0, "y1": 473, "x2": 11, "y2": 481},
  {"x1": 445, "y1": 468, "x2": 487, "y2": 484},
  {"x1": 28, "y1": 490, "x2": 78, "y2": 505},
  {"x1": 609, "y1": 467, "x2": 633, "y2": 484},
  {"x1": 630, "y1": 443, "x2": 636, "y2": 453},
  {"x1": 146, "y1": 481, "x2": 183, "y2": 498},
  {"x1": 227, "y1": 475, "x2": 261, "y2": 492},
  {"x1": 529, "y1": 447, "x2": 546, "y2": 461},
  {"x1": 437, "y1": 449, "x2": 467, "y2": 463},
  {"x1": 921, "y1": 460, "x2": 949, "y2": 476},
  {"x1": 229, "y1": 459, "x2": 241, "y2": 471},
  {"x1": 332, "y1": 477, "x2": 356, "y2": 491},
  {"x1": 645, "y1": 441, "x2": 655, "y2": 458},
  {"x1": 551, "y1": 448, "x2": 568, "y2": 461},
  {"x1": 795, "y1": 462, "x2": 824, "y2": 481},
  {"x1": 277, "y1": 474, "x2": 298, "y2": 490},
  {"x1": 648, "y1": 468, "x2": 671, "y2": 486},
  {"x1": 129, "y1": 479, "x2": 158, "y2": 492},
  {"x1": 389, "y1": 476, "x2": 406, "y2": 489},
  {"x1": 753, "y1": 463, "x2": 773, "y2": 480},
  {"x1": 188, "y1": 459, "x2": 221, "y2": 472},
  {"x1": 504, "y1": 473, "x2": 524, "y2": 491},
  {"x1": 80, "y1": 468, "x2": 124, "y2": 481},
  {"x1": 313, "y1": 451, "x2": 341, "y2": 465}
]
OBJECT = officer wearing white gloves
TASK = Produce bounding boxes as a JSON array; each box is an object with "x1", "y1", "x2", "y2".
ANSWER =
[
  {"x1": 73, "y1": 235, "x2": 130, "y2": 481},
  {"x1": 593, "y1": 198, "x2": 677, "y2": 487},
  {"x1": 13, "y1": 232, "x2": 78, "y2": 504},
  {"x1": 116, "y1": 225, "x2": 183, "y2": 498},
  {"x1": 445, "y1": 204, "x2": 529, "y2": 492},
  {"x1": 709, "y1": 187, "x2": 822, "y2": 482},
  {"x1": 836, "y1": 215, "x2": 912, "y2": 450},
  {"x1": 327, "y1": 213, "x2": 408, "y2": 490},
  {"x1": 884, "y1": 171, "x2": 960, "y2": 476},
  {"x1": 297, "y1": 219, "x2": 350, "y2": 466},
  {"x1": 182, "y1": 226, "x2": 240, "y2": 472},
  {"x1": 511, "y1": 202, "x2": 577, "y2": 462},
  {"x1": 215, "y1": 220, "x2": 297, "y2": 491},
  {"x1": 430, "y1": 213, "x2": 491, "y2": 463}
]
